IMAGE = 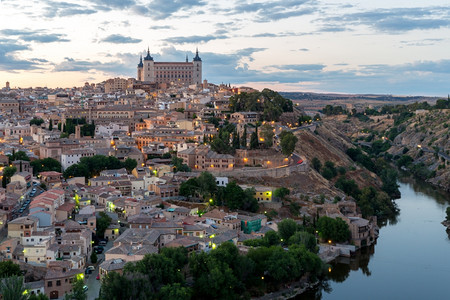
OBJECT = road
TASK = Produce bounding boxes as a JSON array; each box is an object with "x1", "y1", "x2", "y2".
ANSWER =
[{"x1": 86, "y1": 240, "x2": 113, "y2": 300}]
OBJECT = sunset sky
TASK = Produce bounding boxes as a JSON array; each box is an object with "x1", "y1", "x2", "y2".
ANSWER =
[{"x1": 0, "y1": 0, "x2": 449, "y2": 95}]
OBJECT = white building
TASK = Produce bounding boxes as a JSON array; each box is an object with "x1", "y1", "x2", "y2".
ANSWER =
[
  {"x1": 95, "y1": 123, "x2": 129, "y2": 137},
  {"x1": 61, "y1": 148, "x2": 95, "y2": 171}
]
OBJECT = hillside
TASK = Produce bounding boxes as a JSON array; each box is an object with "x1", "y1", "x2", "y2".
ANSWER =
[{"x1": 388, "y1": 109, "x2": 450, "y2": 191}]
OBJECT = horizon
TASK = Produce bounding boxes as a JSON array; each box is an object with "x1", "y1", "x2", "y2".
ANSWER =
[{"x1": 1, "y1": 0, "x2": 449, "y2": 96}]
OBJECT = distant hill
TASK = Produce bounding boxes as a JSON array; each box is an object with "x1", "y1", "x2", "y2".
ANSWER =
[{"x1": 279, "y1": 92, "x2": 439, "y2": 103}]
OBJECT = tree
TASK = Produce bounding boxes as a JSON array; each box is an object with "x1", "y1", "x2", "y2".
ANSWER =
[
  {"x1": 64, "y1": 277, "x2": 86, "y2": 300},
  {"x1": 232, "y1": 129, "x2": 240, "y2": 149},
  {"x1": 29, "y1": 118, "x2": 44, "y2": 126},
  {"x1": 159, "y1": 283, "x2": 192, "y2": 300},
  {"x1": 196, "y1": 172, "x2": 217, "y2": 200},
  {"x1": 250, "y1": 127, "x2": 259, "y2": 149},
  {"x1": 63, "y1": 164, "x2": 89, "y2": 179},
  {"x1": 90, "y1": 251, "x2": 98, "y2": 264},
  {"x1": 0, "y1": 276, "x2": 28, "y2": 300},
  {"x1": 2, "y1": 166, "x2": 17, "y2": 188},
  {"x1": 48, "y1": 121, "x2": 53, "y2": 131},
  {"x1": 446, "y1": 207, "x2": 450, "y2": 221},
  {"x1": 30, "y1": 158, "x2": 62, "y2": 175},
  {"x1": 288, "y1": 231, "x2": 318, "y2": 253},
  {"x1": 0, "y1": 261, "x2": 21, "y2": 278},
  {"x1": 9, "y1": 151, "x2": 30, "y2": 162},
  {"x1": 316, "y1": 216, "x2": 350, "y2": 243},
  {"x1": 279, "y1": 131, "x2": 298, "y2": 156},
  {"x1": 277, "y1": 218, "x2": 297, "y2": 242},
  {"x1": 28, "y1": 293, "x2": 50, "y2": 300},
  {"x1": 240, "y1": 126, "x2": 247, "y2": 148},
  {"x1": 123, "y1": 158, "x2": 137, "y2": 173},
  {"x1": 311, "y1": 157, "x2": 321, "y2": 172},
  {"x1": 273, "y1": 187, "x2": 290, "y2": 200},
  {"x1": 96, "y1": 212, "x2": 112, "y2": 238},
  {"x1": 259, "y1": 124, "x2": 274, "y2": 147}
]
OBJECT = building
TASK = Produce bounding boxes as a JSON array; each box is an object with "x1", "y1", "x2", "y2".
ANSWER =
[
  {"x1": 137, "y1": 48, "x2": 202, "y2": 85},
  {"x1": 8, "y1": 216, "x2": 39, "y2": 238},
  {"x1": 177, "y1": 145, "x2": 235, "y2": 171},
  {"x1": 61, "y1": 148, "x2": 95, "y2": 171},
  {"x1": 0, "y1": 99, "x2": 19, "y2": 114}
]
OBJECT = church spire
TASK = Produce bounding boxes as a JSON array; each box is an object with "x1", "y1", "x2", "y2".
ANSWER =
[
  {"x1": 144, "y1": 47, "x2": 153, "y2": 61},
  {"x1": 193, "y1": 47, "x2": 201, "y2": 61},
  {"x1": 137, "y1": 55, "x2": 143, "y2": 67},
  {"x1": 186, "y1": 54, "x2": 188, "y2": 62}
]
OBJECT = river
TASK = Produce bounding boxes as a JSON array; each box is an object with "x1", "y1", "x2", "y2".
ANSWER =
[{"x1": 303, "y1": 179, "x2": 450, "y2": 299}]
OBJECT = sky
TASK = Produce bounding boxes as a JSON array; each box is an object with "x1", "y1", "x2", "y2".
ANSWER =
[{"x1": 0, "y1": 0, "x2": 449, "y2": 95}]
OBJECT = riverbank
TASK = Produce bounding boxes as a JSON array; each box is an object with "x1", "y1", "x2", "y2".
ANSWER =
[{"x1": 304, "y1": 181, "x2": 450, "y2": 299}]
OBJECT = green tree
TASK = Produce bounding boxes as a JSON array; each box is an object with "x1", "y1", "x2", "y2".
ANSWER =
[
  {"x1": 64, "y1": 277, "x2": 86, "y2": 300},
  {"x1": 277, "y1": 218, "x2": 297, "y2": 242},
  {"x1": 196, "y1": 172, "x2": 217, "y2": 200},
  {"x1": 2, "y1": 166, "x2": 17, "y2": 188},
  {"x1": 9, "y1": 151, "x2": 30, "y2": 162},
  {"x1": 30, "y1": 158, "x2": 62, "y2": 175},
  {"x1": 317, "y1": 216, "x2": 350, "y2": 243},
  {"x1": 232, "y1": 129, "x2": 240, "y2": 149},
  {"x1": 0, "y1": 261, "x2": 21, "y2": 278},
  {"x1": 240, "y1": 126, "x2": 247, "y2": 148},
  {"x1": 250, "y1": 126, "x2": 259, "y2": 149},
  {"x1": 28, "y1": 293, "x2": 49, "y2": 300},
  {"x1": 63, "y1": 164, "x2": 89, "y2": 179},
  {"x1": 29, "y1": 118, "x2": 44, "y2": 126},
  {"x1": 273, "y1": 187, "x2": 290, "y2": 200},
  {"x1": 159, "y1": 283, "x2": 192, "y2": 300},
  {"x1": 0, "y1": 276, "x2": 27, "y2": 300},
  {"x1": 288, "y1": 231, "x2": 318, "y2": 253},
  {"x1": 96, "y1": 212, "x2": 112, "y2": 238},
  {"x1": 90, "y1": 251, "x2": 98, "y2": 264},
  {"x1": 279, "y1": 131, "x2": 298, "y2": 156},
  {"x1": 446, "y1": 207, "x2": 450, "y2": 221},
  {"x1": 123, "y1": 158, "x2": 137, "y2": 173},
  {"x1": 259, "y1": 123, "x2": 274, "y2": 147},
  {"x1": 48, "y1": 121, "x2": 53, "y2": 131}
]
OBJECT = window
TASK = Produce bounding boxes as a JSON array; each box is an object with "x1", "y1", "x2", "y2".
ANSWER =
[
  {"x1": 47, "y1": 281, "x2": 52, "y2": 287},
  {"x1": 56, "y1": 280, "x2": 61, "y2": 286}
]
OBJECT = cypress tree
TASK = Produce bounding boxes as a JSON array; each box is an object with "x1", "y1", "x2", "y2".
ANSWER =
[{"x1": 241, "y1": 126, "x2": 247, "y2": 148}]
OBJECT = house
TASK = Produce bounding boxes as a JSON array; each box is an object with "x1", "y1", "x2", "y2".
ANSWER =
[
  {"x1": 105, "y1": 228, "x2": 161, "y2": 262},
  {"x1": 99, "y1": 258, "x2": 126, "y2": 278},
  {"x1": 39, "y1": 171, "x2": 63, "y2": 188},
  {"x1": 177, "y1": 145, "x2": 235, "y2": 171},
  {"x1": 11, "y1": 172, "x2": 32, "y2": 190},
  {"x1": 44, "y1": 261, "x2": 83, "y2": 300},
  {"x1": 239, "y1": 214, "x2": 267, "y2": 234},
  {"x1": 8, "y1": 216, "x2": 39, "y2": 238}
]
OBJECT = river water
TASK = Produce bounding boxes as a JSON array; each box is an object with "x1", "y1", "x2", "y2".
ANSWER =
[{"x1": 303, "y1": 179, "x2": 450, "y2": 299}]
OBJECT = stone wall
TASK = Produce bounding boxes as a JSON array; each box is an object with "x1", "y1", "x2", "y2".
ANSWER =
[{"x1": 210, "y1": 161, "x2": 308, "y2": 179}]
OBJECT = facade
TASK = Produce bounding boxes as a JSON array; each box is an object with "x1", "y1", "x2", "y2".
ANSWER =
[
  {"x1": 61, "y1": 148, "x2": 95, "y2": 171},
  {"x1": 137, "y1": 48, "x2": 202, "y2": 85}
]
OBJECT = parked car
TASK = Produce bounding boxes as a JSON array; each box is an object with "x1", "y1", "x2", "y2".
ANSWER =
[
  {"x1": 95, "y1": 248, "x2": 103, "y2": 254},
  {"x1": 99, "y1": 240, "x2": 107, "y2": 246},
  {"x1": 32, "y1": 188, "x2": 36, "y2": 192},
  {"x1": 83, "y1": 285, "x2": 88, "y2": 292},
  {"x1": 96, "y1": 274, "x2": 100, "y2": 280},
  {"x1": 33, "y1": 182, "x2": 38, "y2": 186},
  {"x1": 19, "y1": 208, "x2": 24, "y2": 213}
]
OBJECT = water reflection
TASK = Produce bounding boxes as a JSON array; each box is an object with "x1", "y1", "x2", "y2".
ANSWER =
[
  {"x1": 301, "y1": 245, "x2": 375, "y2": 299},
  {"x1": 302, "y1": 180, "x2": 450, "y2": 300}
]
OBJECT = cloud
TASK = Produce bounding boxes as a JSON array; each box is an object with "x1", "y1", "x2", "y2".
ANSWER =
[
  {"x1": 149, "y1": 25, "x2": 174, "y2": 30},
  {"x1": 100, "y1": 34, "x2": 142, "y2": 44},
  {"x1": 0, "y1": 41, "x2": 40, "y2": 71},
  {"x1": 132, "y1": 0, "x2": 207, "y2": 20},
  {"x1": 163, "y1": 35, "x2": 227, "y2": 44},
  {"x1": 0, "y1": 29, "x2": 70, "y2": 43},
  {"x1": 232, "y1": 0, "x2": 317, "y2": 22},
  {"x1": 92, "y1": 0, "x2": 136, "y2": 9},
  {"x1": 325, "y1": 6, "x2": 450, "y2": 33},
  {"x1": 43, "y1": 1, "x2": 98, "y2": 18}
]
